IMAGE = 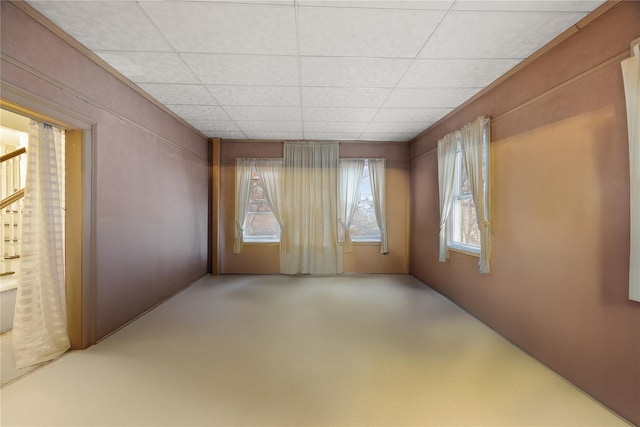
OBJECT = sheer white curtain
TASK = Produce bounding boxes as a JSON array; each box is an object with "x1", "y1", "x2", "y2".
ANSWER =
[
  {"x1": 281, "y1": 141, "x2": 340, "y2": 275},
  {"x1": 338, "y1": 159, "x2": 365, "y2": 253},
  {"x1": 461, "y1": 116, "x2": 492, "y2": 274},
  {"x1": 233, "y1": 158, "x2": 252, "y2": 254},
  {"x1": 255, "y1": 159, "x2": 286, "y2": 252},
  {"x1": 622, "y1": 44, "x2": 639, "y2": 302},
  {"x1": 12, "y1": 121, "x2": 70, "y2": 368},
  {"x1": 369, "y1": 159, "x2": 388, "y2": 254},
  {"x1": 437, "y1": 132, "x2": 458, "y2": 262}
]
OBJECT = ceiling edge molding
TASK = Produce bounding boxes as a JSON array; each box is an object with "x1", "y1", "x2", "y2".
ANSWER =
[
  {"x1": 409, "y1": 0, "x2": 622, "y2": 145},
  {"x1": 8, "y1": 0, "x2": 208, "y2": 141}
]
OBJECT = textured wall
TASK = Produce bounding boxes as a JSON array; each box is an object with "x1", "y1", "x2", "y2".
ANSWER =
[
  {"x1": 1, "y1": 2, "x2": 209, "y2": 341},
  {"x1": 219, "y1": 140, "x2": 410, "y2": 274},
  {"x1": 410, "y1": 2, "x2": 640, "y2": 424}
]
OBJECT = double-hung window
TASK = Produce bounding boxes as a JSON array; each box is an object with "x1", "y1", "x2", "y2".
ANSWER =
[
  {"x1": 442, "y1": 118, "x2": 491, "y2": 266},
  {"x1": 243, "y1": 165, "x2": 279, "y2": 243},
  {"x1": 448, "y1": 143, "x2": 481, "y2": 253},
  {"x1": 349, "y1": 161, "x2": 381, "y2": 243}
]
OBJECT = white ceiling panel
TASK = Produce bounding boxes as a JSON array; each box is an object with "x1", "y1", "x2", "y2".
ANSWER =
[
  {"x1": 399, "y1": 58, "x2": 521, "y2": 88},
  {"x1": 303, "y1": 107, "x2": 378, "y2": 122},
  {"x1": 245, "y1": 132, "x2": 304, "y2": 140},
  {"x1": 360, "y1": 132, "x2": 416, "y2": 141},
  {"x1": 302, "y1": 87, "x2": 391, "y2": 107},
  {"x1": 298, "y1": 7, "x2": 445, "y2": 57},
  {"x1": 25, "y1": 0, "x2": 606, "y2": 141},
  {"x1": 95, "y1": 51, "x2": 199, "y2": 84},
  {"x1": 384, "y1": 87, "x2": 481, "y2": 108},
  {"x1": 224, "y1": 106, "x2": 302, "y2": 122},
  {"x1": 166, "y1": 105, "x2": 231, "y2": 121},
  {"x1": 452, "y1": 1, "x2": 605, "y2": 12},
  {"x1": 237, "y1": 121, "x2": 303, "y2": 132},
  {"x1": 207, "y1": 85, "x2": 300, "y2": 107},
  {"x1": 365, "y1": 121, "x2": 428, "y2": 134},
  {"x1": 419, "y1": 10, "x2": 587, "y2": 58},
  {"x1": 28, "y1": 1, "x2": 171, "y2": 52},
  {"x1": 138, "y1": 84, "x2": 217, "y2": 106},
  {"x1": 298, "y1": 1, "x2": 453, "y2": 10},
  {"x1": 304, "y1": 122, "x2": 369, "y2": 133},
  {"x1": 183, "y1": 54, "x2": 299, "y2": 86},
  {"x1": 303, "y1": 132, "x2": 363, "y2": 140},
  {"x1": 373, "y1": 108, "x2": 453, "y2": 122},
  {"x1": 301, "y1": 57, "x2": 412, "y2": 88},
  {"x1": 140, "y1": 2, "x2": 297, "y2": 55}
]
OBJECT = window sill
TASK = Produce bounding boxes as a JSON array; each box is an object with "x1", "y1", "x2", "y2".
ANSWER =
[{"x1": 448, "y1": 245, "x2": 480, "y2": 258}]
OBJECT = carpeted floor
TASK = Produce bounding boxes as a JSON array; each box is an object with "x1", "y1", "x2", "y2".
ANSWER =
[{"x1": 0, "y1": 275, "x2": 630, "y2": 426}]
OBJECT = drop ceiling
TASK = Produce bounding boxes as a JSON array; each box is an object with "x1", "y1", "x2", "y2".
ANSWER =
[{"x1": 26, "y1": 0, "x2": 605, "y2": 142}]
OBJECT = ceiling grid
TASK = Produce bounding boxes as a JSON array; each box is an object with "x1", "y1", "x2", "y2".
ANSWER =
[{"x1": 25, "y1": 0, "x2": 605, "y2": 142}]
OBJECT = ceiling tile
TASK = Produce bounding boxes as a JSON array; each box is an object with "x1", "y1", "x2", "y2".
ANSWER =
[
  {"x1": 95, "y1": 51, "x2": 198, "y2": 84},
  {"x1": 303, "y1": 132, "x2": 362, "y2": 141},
  {"x1": 196, "y1": 121, "x2": 242, "y2": 132},
  {"x1": 140, "y1": 2, "x2": 297, "y2": 55},
  {"x1": 302, "y1": 88, "x2": 391, "y2": 108},
  {"x1": 138, "y1": 84, "x2": 217, "y2": 105},
  {"x1": 224, "y1": 106, "x2": 302, "y2": 121},
  {"x1": 373, "y1": 108, "x2": 452, "y2": 122},
  {"x1": 237, "y1": 121, "x2": 303, "y2": 132},
  {"x1": 301, "y1": 57, "x2": 412, "y2": 88},
  {"x1": 365, "y1": 121, "x2": 428, "y2": 133},
  {"x1": 360, "y1": 132, "x2": 416, "y2": 141},
  {"x1": 304, "y1": 122, "x2": 369, "y2": 133},
  {"x1": 244, "y1": 132, "x2": 304, "y2": 140},
  {"x1": 399, "y1": 58, "x2": 521, "y2": 88},
  {"x1": 204, "y1": 131, "x2": 248, "y2": 140},
  {"x1": 298, "y1": 7, "x2": 445, "y2": 57},
  {"x1": 183, "y1": 54, "x2": 299, "y2": 86},
  {"x1": 419, "y1": 10, "x2": 586, "y2": 58},
  {"x1": 452, "y1": 1, "x2": 605, "y2": 12},
  {"x1": 298, "y1": 1, "x2": 453, "y2": 10},
  {"x1": 384, "y1": 87, "x2": 481, "y2": 108},
  {"x1": 207, "y1": 86, "x2": 300, "y2": 106},
  {"x1": 28, "y1": 1, "x2": 170, "y2": 51},
  {"x1": 303, "y1": 107, "x2": 378, "y2": 122},
  {"x1": 165, "y1": 105, "x2": 231, "y2": 121}
]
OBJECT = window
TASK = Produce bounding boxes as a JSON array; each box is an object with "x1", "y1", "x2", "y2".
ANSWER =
[
  {"x1": 448, "y1": 144, "x2": 481, "y2": 253},
  {"x1": 243, "y1": 165, "x2": 279, "y2": 242},
  {"x1": 349, "y1": 161, "x2": 381, "y2": 242}
]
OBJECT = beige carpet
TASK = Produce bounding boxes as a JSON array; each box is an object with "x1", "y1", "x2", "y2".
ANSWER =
[{"x1": 0, "y1": 275, "x2": 630, "y2": 426}]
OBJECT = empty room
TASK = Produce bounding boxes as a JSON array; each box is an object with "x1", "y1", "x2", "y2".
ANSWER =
[{"x1": 0, "y1": 0, "x2": 638, "y2": 426}]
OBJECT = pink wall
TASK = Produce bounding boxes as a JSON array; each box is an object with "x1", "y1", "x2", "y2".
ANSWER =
[
  {"x1": 410, "y1": 3, "x2": 640, "y2": 424},
  {"x1": 1, "y1": 2, "x2": 209, "y2": 341},
  {"x1": 219, "y1": 140, "x2": 410, "y2": 274}
]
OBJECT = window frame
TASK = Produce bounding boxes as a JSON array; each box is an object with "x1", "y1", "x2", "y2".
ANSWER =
[
  {"x1": 349, "y1": 160, "x2": 381, "y2": 243},
  {"x1": 446, "y1": 123, "x2": 489, "y2": 256},
  {"x1": 242, "y1": 164, "x2": 280, "y2": 244}
]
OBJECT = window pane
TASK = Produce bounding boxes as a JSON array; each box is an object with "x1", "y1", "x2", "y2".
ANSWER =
[
  {"x1": 461, "y1": 159, "x2": 472, "y2": 194},
  {"x1": 350, "y1": 164, "x2": 380, "y2": 241},
  {"x1": 459, "y1": 198, "x2": 480, "y2": 246},
  {"x1": 244, "y1": 213, "x2": 279, "y2": 238}
]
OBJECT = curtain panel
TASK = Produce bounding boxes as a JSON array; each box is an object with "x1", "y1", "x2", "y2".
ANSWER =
[
  {"x1": 338, "y1": 159, "x2": 365, "y2": 253},
  {"x1": 369, "y1": 159, "x2": 388, "y2": 254},
  {"x1": 461, "y1": 116, "x2": 492, "y2": 273},
  {"x1": 437, "y1": 132, "x2": 458, "y2": 262},
  {"x1": 281, "y1": 141, "x2": 340, "y2": 275},
  {"x1": 233, "y1": 159, "x2": 252, "y2": 253},
  {"x1": 622, "y1": 44, "x2": 639, "y2": 302},
  {"x1": 12, "y1": 121, "x2": 70, "y2": 368}
]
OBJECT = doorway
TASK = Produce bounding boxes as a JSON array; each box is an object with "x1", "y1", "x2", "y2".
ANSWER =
[{"x1": 0, "y1": 100, "x2": 94, "y2": 384}]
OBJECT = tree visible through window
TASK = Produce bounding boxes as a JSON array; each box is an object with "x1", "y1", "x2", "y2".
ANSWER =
[
  {"x1": 448, "y1": 145, "x2": 481, "y2": 251},
  {"x1": 243, "y1": 165, "x2": 279, "y2": 242},
  {"x1": 349, "y1": 162, "x2": 381, "y2": 242}
]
